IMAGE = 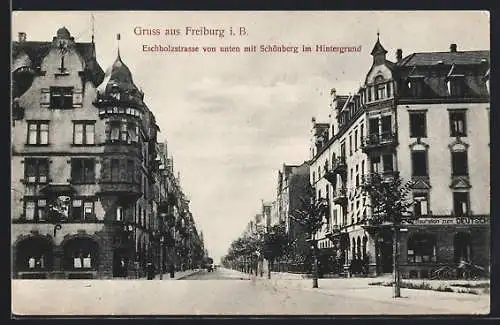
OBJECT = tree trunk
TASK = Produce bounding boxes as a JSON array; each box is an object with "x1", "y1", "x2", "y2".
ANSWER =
[
  {"x1": 393, "y1": 223, "x2": 401, "y2": 298},
  {"x1": 268, "y1": 259, "x2": 272, "y2": 279},
  {"x1": 312, "y1": 242, "x2": 318, "y2": 288}
]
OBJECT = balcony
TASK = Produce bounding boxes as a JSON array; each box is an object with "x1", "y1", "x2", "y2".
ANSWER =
[
  {"x1": 98, "y1": 181, "x2": 142, "y2": 200},
  {"x1": 361, "y1": 132, "x2": 397, "y2": 153},
  {"x1": 333, "y1": 187, "x2": 347, "y2": 205},
  {"x1": 361, "y1": 171, "x2": 398, "y2": 187}
]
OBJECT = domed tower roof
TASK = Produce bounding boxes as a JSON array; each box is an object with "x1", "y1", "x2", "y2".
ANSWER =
[
  {"x1": 56, "y1": 27, "x2": 71, "y2": 39},
  {"x1": 97, "y1": 50, "x2": 144, "y2": 106}
]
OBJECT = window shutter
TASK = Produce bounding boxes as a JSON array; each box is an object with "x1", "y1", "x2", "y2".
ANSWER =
[
  {"x1": 40, "y1": 88, "x2": 50, "y2": 107},
  {"x1": 73, "y1": 89, "x2": 83, "y2": 107}
]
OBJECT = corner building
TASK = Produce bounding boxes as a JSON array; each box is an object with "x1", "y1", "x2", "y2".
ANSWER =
[
  {"x1": 11, "y1": 28, "x2": 198, "y2": 279},
  {"x1": 309, "y1": 37, "x2": 490, "y2": 279}
]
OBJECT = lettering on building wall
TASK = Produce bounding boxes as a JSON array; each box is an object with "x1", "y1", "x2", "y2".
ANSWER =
[{"x1": 413, "y1": 216, "x2": 489, "y2": 226}]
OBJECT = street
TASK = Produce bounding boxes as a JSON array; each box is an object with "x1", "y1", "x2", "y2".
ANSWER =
[{"x1": 12, "y1": 268, "x2": 489, "y2": 316}]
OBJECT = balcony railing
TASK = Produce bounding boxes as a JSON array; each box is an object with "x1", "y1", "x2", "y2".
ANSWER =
[
  {"x1": 333, "y1": 187, "x2": 347, "y2": 205},
  {"x1": 361, "y1": 132, "x2": 397, "y2": 152},
  {"x1": 361, "y1": 171, "x2": 399, "y2": 187}
]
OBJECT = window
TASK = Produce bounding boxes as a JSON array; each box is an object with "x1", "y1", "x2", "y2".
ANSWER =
[
  {"x1": 451, "y1": 151, "x2": 468, "y2": 176},
  {"x1": 387, "y1": 82, "x2": 392, "y2": 98},
  {"x1": 50, "y1": 87, "x2": 73, "y2": 109},
  {"x1": 377, "y1": 84, "x2": 386, "y2": 100},
  {"x1": 24, "y1": 158, "x2": 49, "y2": 183},
  {"x1": 355, "y1": 174, "x2": 359, "y2": 187},
  {"x1": 109, "y1": 122, "x2": 120, "y2": 141},
  {"x1": 312, "y1": 172, "x2": 316, "y2": 184},
  {"x1": 448, "y1": 77, "x2": 466, "y2": 97},
  {"x1": 453, "y1": 192, "x2": 469, "y2": 216},
  {"x1": 449, "y1": 111, "x2": 467, "y2": 137},
  {"x1": 409, "y1": 112, "x2": 427, "y2": 138},
  {"x1": 111, "y1": 159, "x2": 120, "y2": 181},
  {"x1": 382, "y1": 154, "x2": 393, "y2": 172},
  {"x1": 71, "y1": 199, "x2": 95, "y2": 221},
  {"x1": 27, "y1": 121, "x2": 49, "y2": 145},
  {"x1": 127, "y1": 160, "x2": 135, "y2": 182},
  {"x1": 340, "y1": 143, "x2": 346, "y2": 158},
  {"x1": 367, "y1": 87, "x2": 372, "y2": 101},
  {"x1": 71, "y1": 159, "x2": 95, "y2": 183},
  {"x1": 413, "y1": 192, "x2": 429, "y2": 216},
  {"x1": 360, "y1": 124, "x2": 364, "y2": 139},
  {"x1": 24, "y1": 198, "x2": 47, "y2": 221},
  {"x1": 407, "y1": 233, "x2": 436, "y2": 263},
  {"x1": 349, "y1": 135, "x2": 353, "y2": 155},
  {"x1": 411, "y1": 151, "x2": 428, "y2": 176},
  {"x1": 408, "y1": 79, "x2": 424, "y2": 97},
  {"x1": 371, "y1": 156, "x2": 380, "y2": 173},
  {"x1": 354, "y1": 130, "x2": 358, "y2": 151},
  {"x1": 116, "y1": 206, "x2": 123, "y2": 221},
  {"x1": 73, "y1": 122, "x2": 95, "y2": 145}
]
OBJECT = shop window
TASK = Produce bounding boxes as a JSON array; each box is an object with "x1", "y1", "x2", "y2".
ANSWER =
[
  {"x1": 407, "y1": 233, "x2": 437, "y2": 263},
  {"x1": 24, "y1": 158, "x2": 49, "y2": 184},
  {"x1": 15, "y1": 238, "x2": 52, "y2": 272},
  {"x1": 454, "y1": 232, "x2": 472, "y2": 263},
  {"x1": 409, "y1": 112, "x2": 427, "y2": 138},
  {"x1": 64, "y1": 238, "x2": 98, "y2": 270}
]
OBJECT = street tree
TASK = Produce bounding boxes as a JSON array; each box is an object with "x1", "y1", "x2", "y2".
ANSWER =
[
  {"x1": 290, "y1": 184, "x2": 329, "y2": 288},
  {"x1": 360, "y1": 171, "x2": 415, "y2": 298},
  {"x1": 262, "y1": 220, "x2": 290, "y2": 279}
]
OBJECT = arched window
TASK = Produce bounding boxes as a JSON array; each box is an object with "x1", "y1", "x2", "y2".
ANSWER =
[
  {"x1": 407, "y1": 233, "x2": 437, "y2": 263},
  {"x1": 15, "y1": 237, "x2": 52, "y2": 272},
  {"x1": 63, "y1": 237, "x2": 99, "y2": 270},
  {"x1": 362, "y1": 236, "x2": 368, "y2": 260},
  {"x1": 351, "y1": 237, "x2": 356, "y2": 260}
]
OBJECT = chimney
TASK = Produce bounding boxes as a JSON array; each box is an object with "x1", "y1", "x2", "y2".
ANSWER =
[
  {"x1": 396, "y1": 49, "x2": 403, "y2": 62},
  {"x1": 450, "y1": 43, "x2": 457, "y2": 52},
  {"x1": 18, "y1": 32, "x2": 27, "y2": 42}
]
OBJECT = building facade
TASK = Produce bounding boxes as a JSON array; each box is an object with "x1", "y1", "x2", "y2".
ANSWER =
[
  {"x1": 274, "y1": 162, "x2": 311, "y2": 272},
  {"x1": 11, "y1": 28, "x2": 204, "y2": 279},
  {"x1": 309, "y1": 36, "x2": 490, "y2": 279}
]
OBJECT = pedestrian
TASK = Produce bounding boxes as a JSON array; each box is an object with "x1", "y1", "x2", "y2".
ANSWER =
[{"x1": 147, "y1": 262, "x2": 154, "y2": 280}]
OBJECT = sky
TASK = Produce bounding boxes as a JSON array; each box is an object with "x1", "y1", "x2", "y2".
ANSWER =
[{"x1": 12, "y1": 11, "x2": 489, "y2": 262}]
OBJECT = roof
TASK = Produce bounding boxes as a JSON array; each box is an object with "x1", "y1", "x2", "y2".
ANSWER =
[
  {"x1": 398, "y1": 50, "x2": 490, "y2": 67},
  {"x1": 370, "y1": 38, "x2": 387, "y2": 56},
  {"x1": 12, "y1": 40, "x2": 105, "y2": 86}
]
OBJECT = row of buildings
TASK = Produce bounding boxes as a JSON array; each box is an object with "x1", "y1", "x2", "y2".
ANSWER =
[
  {"x1": 256, "y1": 37, "x2": 490, "y2": 279},
  {"x1": 11, "y1": 28, "x2": 206, "y2": 279}
]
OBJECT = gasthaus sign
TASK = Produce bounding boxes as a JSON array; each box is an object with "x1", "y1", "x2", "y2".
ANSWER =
[{"x1": 413, "y1": 216, "x2": 489, "y2": 226}]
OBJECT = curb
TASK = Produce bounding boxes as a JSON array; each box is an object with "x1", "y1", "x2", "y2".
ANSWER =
[{"x1": 175, "y1": 269, "x2": 203, "y2": 280}]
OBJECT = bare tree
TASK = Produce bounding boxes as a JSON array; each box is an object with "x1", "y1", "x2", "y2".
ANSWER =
[
  {"x1": 361, "y1": 172, "x2": 415, "y2": 298},
  {"x1": 290, "y1": 184, "x2": 329, "y2": 288}
]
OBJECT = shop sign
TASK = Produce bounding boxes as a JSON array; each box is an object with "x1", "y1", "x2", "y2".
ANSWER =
[{"x1": 413, "y1": 216, "x2": 489, "y2": 226}]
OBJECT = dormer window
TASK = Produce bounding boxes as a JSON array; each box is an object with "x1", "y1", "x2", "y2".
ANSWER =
[
  {"x1": 407, "y1": 77, "x2": 425, "y2": 97},
  {"x1": 447, "y1": 76, "x2": 466, "y2": 97},
  {"x1": 377, "y1": 84, "x2": 386, "y2": 100}
]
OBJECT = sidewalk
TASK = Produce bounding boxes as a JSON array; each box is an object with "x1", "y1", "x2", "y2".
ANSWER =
[
  {"x1": 264, "y1": 274, "x2": 490, "y2": 315},
  {"x1": 141, "y1": 269, "x2": 202, "y2": 280}
]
